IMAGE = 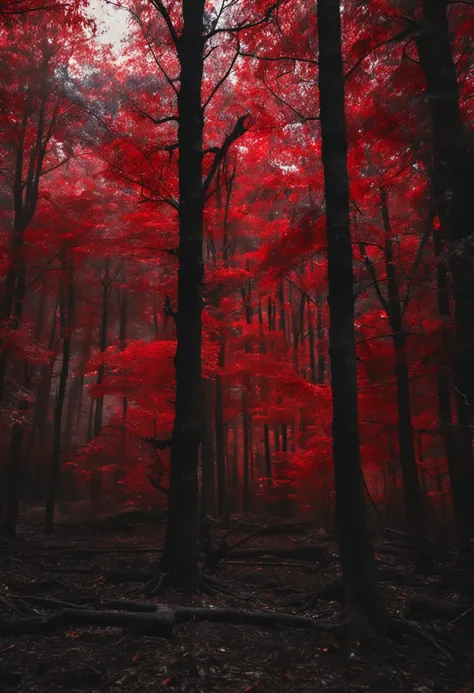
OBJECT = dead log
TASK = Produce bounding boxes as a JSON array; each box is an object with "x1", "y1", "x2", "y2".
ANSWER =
[{"x1": 0, "y1": 608, "x2": 175, "y2": 637}]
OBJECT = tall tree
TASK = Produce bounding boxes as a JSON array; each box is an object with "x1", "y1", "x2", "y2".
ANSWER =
[{"x1": 317, "y1": 0, "x2": 388, "y2": 632}]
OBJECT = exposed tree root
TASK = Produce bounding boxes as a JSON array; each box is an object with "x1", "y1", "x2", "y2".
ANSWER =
[
  {"x1": 0, "y1": 603, "x2": 451, "y2": 659},
  {"x1": 131, "y1": 570, "x2": 230, "y2": 598},
  {"x1": 0, "y1": 605, "x2": 335, "y2": 638},
  {"x1": 0, "y1": 608, "x2": 175, "y2": 638},
  {"x1": 132, "y1": 572, "x2": 170, "y2": 596},
  {"x1": 389, "y1": 618, "x2": 451, "y2": 659},
  {"x1": 286, "y1": 567, "x2": 415, "y2": 609},
  {"x1": 405, "y1": 594, "x2": 474, "y2": 620}
]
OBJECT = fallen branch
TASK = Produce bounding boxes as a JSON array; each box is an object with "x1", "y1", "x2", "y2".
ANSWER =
[{"x1": 228, "y1": 546, "x2": 326, "y2": 561}]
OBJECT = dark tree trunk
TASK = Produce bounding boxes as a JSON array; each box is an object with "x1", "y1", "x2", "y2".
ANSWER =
[
  {"x1": 381, "y1": 191, "x2": 426, "y2": 555},
  {"x1": 316, "y1": 294, "x2": 325, "y2": 384},
  {"x1": 416, "y1": 0, "x2": 474, "y2": 544},
  {"x1": 258, "y1": 299, "x2": 272, "y2": 481},
  {"x1": 278, "y1": 281, "x2": 286, "y2": 341},
  {"x1": 45, "y1": 257, "x2": 74, "y2": 534},
  {"x1": 160, "y1": 0, "x2": 205, "y2": 589},
  {"x1": 215, "y1": 338, "x2": 226, "y2": 517},
  {"x1": 242, "y1": 389, "x2": 250, "y2": 512},
  {"x1": 307, "y1": 296, "x2": 317, "y2": 385},
  {"x1": 94, "y1": 260, "x2": 109, "y2": 438},
  {"x1": 3, "y1": 414, "x2": 25, "y2": 536},
  {"x1": 317, "y1": 0, "x2": 388, "y2": 632},
  {"x1": 119, "y1": 276, "x2": 128, "y2": 422},
  {"x1": 433, "y1": 226, "x2": 471, "y2": 549},
  {"x1": 201, "y1": 378, "x2": 216, "y2": 516}
]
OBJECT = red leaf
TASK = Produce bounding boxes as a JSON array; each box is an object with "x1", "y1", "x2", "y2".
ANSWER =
[
  {"x1": 244, "y1": 682, "x2": 262, "y2": 693},
  {"x1": 161, "y1": 676, "x2": 177, "y2": 686}
]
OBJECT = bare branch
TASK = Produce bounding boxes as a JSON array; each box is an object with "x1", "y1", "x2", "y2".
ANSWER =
[
  {"x1": 148, "y1": 0, "x2": 179, "y2": 48},
  {"x1": 262, "y1": 71, "x2": 319, "y2": 122},
  {"x1": 205, "y1": 0, "x2": 286, "y2": 40},
  {"x1": 204, "y1": 37, "x2": 240, "y2": 110},
  {"x1": 400, "y1": 204, "x2": 436, "y2": 316},
  {"x1": 130, "y1": 104, "x2": 178, "y2": 126},
  {"x1": 344, "y1": 28, "x2": 416, "y2": 81},
  {"x1": 240, "y1": 50, "x2": 317, "y2": 66},
  {"x1": 358, "y1": 243, "x2": 390, "y2": 313},
  {"x1": 202, "y1": 114, "x2": 250, "y2": 198}
]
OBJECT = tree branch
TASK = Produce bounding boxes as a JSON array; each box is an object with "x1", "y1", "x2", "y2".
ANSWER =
[
  {"x1": 400, "y1": 205, "x2": 436, "y2": 317},
  {"x1": 130, "y1": 105, "x2": 178, "y2": 127},
  {"x1": 205, "y1": 0, "x2": 286, "y2": 40},
  {"x1": 202, "y1": 114, "x2": 250, "y2": 198},
  {"x1": 148, "y1": 0, "x2": 179, "y2": 48},
  {"x1": 164, "y1": 294, "x2": 177, "y2": 319},
  {"x1": 204, "y1": 37, "x2": 240, "y2": 110},
  {"x1": 358, "y1": 243, "x2": 390, "y2": 313},
  {"x1": 143, "y1": 437, "x2": 172, "y2": 449},
  {"x1": 262, "y1": 71, "x2": 319, "y2": 122}
]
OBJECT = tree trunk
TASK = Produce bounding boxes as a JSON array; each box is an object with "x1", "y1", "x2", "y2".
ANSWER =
[
  {"x1": 119, "y1": 276, "x2": 128, "y2": 422},
  {"x1": 3, "y1": 415, "x2": 24, "y2": 536},
  {"x1": 45, "y1": 257, "x2": 74, "y2": 534},
  {"x1": 380, "y1": 190, "x2": 426, "y2": 556},
  {"x1": 316, "y1": 294, "x2": 325, "y2": 384},
  {"x1": 201, "y1": 378, "x2": 216, "y2": 516},
  {"x1": 307, "y1": 296, "x2": 317, "y2": 385},
  {"x1": 242, "y1": 389, "x2": 250, "y2": 512},
  {"x1": 160, "y1": 0, "x2": 205, "y2": 589},
  {"x1": 94, "y1": 260, "x2": 109, "y2": 438},
  {"x1": 215, "y1": 338, "x2": 226, "y2": 518},
  {"x1": 434, "y1": 225, "x2": 472, "y2": 549},
  {"x1": 416, "y1": 0, "x2": 474, "y2": 545},
  {"x1": 317, "y1": 0, "x2": 388, "y2": 632}
]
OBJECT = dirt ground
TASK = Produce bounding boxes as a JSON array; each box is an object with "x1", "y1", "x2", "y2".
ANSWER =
[{"x1": 0, "y1": 517, "x2": 473, "y2": 693}]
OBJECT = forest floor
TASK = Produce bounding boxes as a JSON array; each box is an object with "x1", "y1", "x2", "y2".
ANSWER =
[{"x1": 0, "y1": 515, "x2": 474, "y2": 693}]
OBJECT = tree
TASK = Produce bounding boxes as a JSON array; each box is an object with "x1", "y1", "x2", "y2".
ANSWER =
[{"x1": 317, "y1": 0, "x2": 388, "y2": 633}]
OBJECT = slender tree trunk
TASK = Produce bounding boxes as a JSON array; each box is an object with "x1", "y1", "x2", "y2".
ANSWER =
[
  {"x1": 3, "y1": 412, "x2": 25, "y2": 536},
  {"x1": 278, "y1": 281, "x2": 286, "y2": 342},
  {"x1": 45, "y1": 257, "x2": 74, "y2": 534},
  {"x1": 380, "y1": 191, "x2": 426, "y2": 556},
  {"x1": 316, "y1": 294, "x2": 325, "y2": 384},
  {"x1": 307, "y1": 296, "x2": 317, "y2": 385},
  {"x1": 86, "y1": 398, "x2": 95, "y2": 443},
  {"x1": 242, "y1": 389, "x2": 250, "y2": 512},
  {"x1": 215, "y1": 338, "x2": 226, "y2": 518},
  {"x1": 318, "y1": 0, "x2": 388, "y2": 632},
  {"x1": 258, "y1": 299, "x2": 272, "y2": 481},
  {"x1": 201, "y1": 378, "x2": 216, "y2": 516},
  {"x1": 119, "y1": 276, "x2": 128, "y2": 422},
  {"x1": 160, "y1": 0, "x2": 205, "y2": 588},
  {"x1": 94, "y1": 260, "x2": 109, "y2": 438}
]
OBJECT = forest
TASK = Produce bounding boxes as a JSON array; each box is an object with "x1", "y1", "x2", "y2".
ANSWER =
[{"x1": 0, "y1": 0, "x2": 473, "y2": 691}]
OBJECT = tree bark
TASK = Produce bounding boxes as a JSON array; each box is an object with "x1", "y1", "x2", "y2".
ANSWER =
[
  {"x1": 215, "y1": 338, "x2": 226, "y2": 517},
  {"x1": 94, "y1": 260, "x2": 109, "y2": 438},
  {"x1": 45, "y1": 256, "x2": 75, "y2": 534},
  {"x1": 415, "y1": 0, "x2": 474, "y2": 544},
  {"x1": 317, "y1": 0, "x2": 388, "y2": 632},
  {"x1": 160, "y1": 0, "x2": 206, "y2": 589},
  {"x1": 201, "y1": 378, "x2": 216, "y2": 516}
]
